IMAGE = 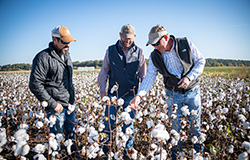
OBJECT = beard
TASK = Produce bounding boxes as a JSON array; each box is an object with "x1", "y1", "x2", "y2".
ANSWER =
[{"x1": 59, "y1": 46, "x2": 69, "y2": 56}]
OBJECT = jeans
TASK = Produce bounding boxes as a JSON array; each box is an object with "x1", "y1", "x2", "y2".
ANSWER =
[
  {"x1": 102, "y1": 96, "x2": 135, "y2": 153},
  {"x1": 46, "y1": 108, "x2": 76, "y2": 140},
  {"x1": 165, "y1": 85, "x2": 203, "y2": 159}
]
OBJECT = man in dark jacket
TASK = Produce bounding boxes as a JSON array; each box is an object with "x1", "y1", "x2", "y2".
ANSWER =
[
  {"x1": 130, "y1": 24, "x2": 205, "y2": 159},
  {"x1": 29, "y1": 25, "x2": 76, "y2": 146}
]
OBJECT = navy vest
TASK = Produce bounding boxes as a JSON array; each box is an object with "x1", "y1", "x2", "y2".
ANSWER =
[
  {"x1": 151, "y1": 35, "x2": 199, "y2": 94},
  {"x1": 108, "y1": 41, "x2": 142, "y2": 98}
]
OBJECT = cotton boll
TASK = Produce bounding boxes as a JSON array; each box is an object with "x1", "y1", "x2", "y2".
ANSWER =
[
  {"x1": 14, "y1": 141, "x2": 26, "y2": 156},
  {"x1": 227, "y1": 145, "x2": 234, "y2": 154},
  {"x1": 77, "y1": 126, "x2": 86, "y2": 134},
  {"x1": 33, "y1": 153, "x2": 47, "y2": 160},
  {"x1": 49, "y1": 115, "x2": 56, "y2": 128},
  {"x1": 181, "y1": 105, "x2": 190, "y2": 116},
  {"x1": 146, "y1": 120, "x2": 154, "y2": 129},
  {"x1": 238, "y1": 152, "x2": 248, "y2": 160},
  {"x1": 191, "y1": 110, "x2": 198, "y2": 116},
  {"x1": 117, "y1": 98, "x2": 124, "y2": 106},
  {"x1": 64, "y1": 139, "x2": 73, "y2": 155},
  {"x1": 238, "y1": 114, "x2": 247, "y2": 123},
  {"x1": 125, "y1": 127, "x2": 133, "y2": 135},
  {"x1": 110, "y1": 85, "x2": 118, "y2": 94},
  {"x1": 243, "y1": 122, "x2": 250, "y2": 129},
  {"x1": 124, "y1": 106, "x2": 131, "y2": 113},
  {"x1": 210, "y1": 146, "x2": 216, "y2": 155},
  {"x1": 121, "y1": 112, "x2": 132, "y2": 125},
  {"x1": 242, "y1": 141, "x2": 250, "y2": 153},
  {"x1": 14, "y1": 129, "x2": 29, "y2": 143},
  {"x1": 21, "y1": 144, "x2": 30, "y2": 156},
  {"x1": 41, "y1": 101, "x2": 48, "y2": 108},
  {"x1": 36, "y1": 121, "x2": 43, "y2": 129},
  {"x1": 191, "y1": 136, "x2": 198, "y2": 144},
  {"x1": 33, "y1": 144, "x2": 46, "y2": 154}
]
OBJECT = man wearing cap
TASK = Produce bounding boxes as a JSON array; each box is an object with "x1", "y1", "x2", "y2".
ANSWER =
[
  {"x1": 29, "y1": 26, "x2": 76, "y2": 152},
  {"x1": 98, "y1": 24, "x2": 146, "y2": 154},
  {"x1": 130, "y1": 24, "x2": 205, "y2": 159}
]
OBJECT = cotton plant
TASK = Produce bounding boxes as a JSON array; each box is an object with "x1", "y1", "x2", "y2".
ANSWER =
[
  {"x1": 87, "y1": 126, "x2": 99, "y2": 144},
  {"x1": 151, "y1": 123, "x2": 170, "y2": 142},
  {"x1": 64, "y1": 139, "x2": 73, "y2": 155},
  {"x1": 0, "y1": 128, "x2": 7, "y2": 153}
]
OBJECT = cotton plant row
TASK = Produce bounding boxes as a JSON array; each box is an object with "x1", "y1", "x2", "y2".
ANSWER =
[{"x1": 0, "y1": 72, "x2": 249, "y2": 160}]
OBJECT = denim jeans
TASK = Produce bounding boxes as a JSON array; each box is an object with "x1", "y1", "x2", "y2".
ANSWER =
[
  {"x1": 165, "y1": 85, "x2": 203, "y2": 159},
  {"x1": 46, "y1": 108, "x2": 76, "y2": 141},
  {"x1": 102, "y1": 96, "x2": 135, "y2": 153}
]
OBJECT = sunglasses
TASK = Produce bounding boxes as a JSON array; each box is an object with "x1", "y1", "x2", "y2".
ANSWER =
[
  {"x1": 57, "y1": 38, "x2": 70, "y2": 45},
  {"x1": 152, "y1": 36, "x2": 164, "y2": 47}
]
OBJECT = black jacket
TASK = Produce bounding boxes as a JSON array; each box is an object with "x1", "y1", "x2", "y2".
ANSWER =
[{"x1": 29, "y1": 42, "x2": 75, "y2": 110}]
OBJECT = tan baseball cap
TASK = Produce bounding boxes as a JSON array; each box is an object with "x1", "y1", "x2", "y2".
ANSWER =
[
  {"x1": 120, "y1": 24, "x2": 135, "y2": 39},
  {"x1": 146, "y1": 24, "x2": 168, "y2": 46},
  {"x1": 51, "y1": 25, "x2": 76, "y2": 43}
]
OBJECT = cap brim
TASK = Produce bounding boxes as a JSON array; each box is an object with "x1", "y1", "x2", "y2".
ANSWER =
[
  {"x1": 146, "y1": 37, "x2": 161, "y2": 46},
  {"x1": 122, "y1": 34, "x2": 134, "y2": 39},
  {"x1": 61, "y1": 36, "x2": 76, "y2": 43}
]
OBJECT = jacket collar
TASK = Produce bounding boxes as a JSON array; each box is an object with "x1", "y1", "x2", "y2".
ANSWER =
[{"x1": 49, "y1": 42, "x2": 68, "y2": 66}]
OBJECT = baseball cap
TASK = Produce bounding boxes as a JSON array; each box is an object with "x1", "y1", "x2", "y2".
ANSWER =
[
  {"x1": 51, "y1": 25, "x2": 76, "y2": 43},
  {"x1": 121, "y1": 24, "x2": 135, "y2": 39},
  {"x1": 146, "y1": 24, "x2": 168, "y2": 46}
]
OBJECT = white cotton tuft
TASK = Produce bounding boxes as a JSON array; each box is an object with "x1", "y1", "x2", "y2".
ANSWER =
[
  {"x1": 117, "y1": 98, "x2": 124, "y2": 106},
  {"x1": 64, "y1": 139, "x2": 73, "y2": 155},
  {"x1": 42, "y1": 101, "x2": 48, "y2": 108},
  {"x1": 36, "y1": 121, "x2": 43, "y2": 129},
  {"x1": 242, "y1": 141, "x2": 250, "y2": 153},
  {"x1": 33, "y1": 144, "x2": 46, "y2": 154}
]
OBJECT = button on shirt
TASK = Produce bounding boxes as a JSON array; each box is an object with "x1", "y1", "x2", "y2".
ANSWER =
[{"x1": 137, "y1": 38, "x2": 205, "y2": 97}]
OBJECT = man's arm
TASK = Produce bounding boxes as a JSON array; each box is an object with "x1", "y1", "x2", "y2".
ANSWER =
[
  {"x1": 98, "y1": 49, "x2": 110, "y2": 98},
  {"x1": 130, "y1": 55, "x2": 158, "y2": 109},
  {"x1": 186, "y1": 40, "x2": 206, "y2": 81},
  {"x1": 138, "y1": 51, "x2": 146, "y2": 81},
  {"x1": 29, "y1": 52, "x2": 58, "y2": 110}
]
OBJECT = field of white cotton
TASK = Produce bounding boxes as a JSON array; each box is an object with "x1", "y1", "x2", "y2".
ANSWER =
[{"x1": 0, "y1": 71, "x2": 249, "y2": 160}]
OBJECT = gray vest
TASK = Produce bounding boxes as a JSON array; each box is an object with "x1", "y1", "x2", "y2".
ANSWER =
[
  {"x1": 151, "y1": 35, "x2": 199, "y2": 94},
  {"x1": 108, "y1": 41, "x2": 142, "y2": 97}
]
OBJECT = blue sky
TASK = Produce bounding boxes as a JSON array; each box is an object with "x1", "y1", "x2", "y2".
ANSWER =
[{"x1": 0, "y1": 0, "x2": 250, "y2": 65}]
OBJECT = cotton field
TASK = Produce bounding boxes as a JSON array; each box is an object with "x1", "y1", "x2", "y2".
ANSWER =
[{"x1": 0, "y1": 71, "x2": 249, "y2": 160}]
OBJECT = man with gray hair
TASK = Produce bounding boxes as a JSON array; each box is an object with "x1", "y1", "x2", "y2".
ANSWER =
[
  {"x1": 98, "y1": 24, "x2": 146, "y2": 155},
  {"x1": 130, "y1": 24, "x2": 205, "y2": 159}
]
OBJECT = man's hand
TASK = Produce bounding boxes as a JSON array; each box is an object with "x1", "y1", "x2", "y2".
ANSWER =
[
  {"x1": 129, "y1": 95, "x2": 141, "y2": 110},
  {"x1": 177, "y1": 77, "x2": 191, "y2": 89},
  {"x1": 100, "y1": 92, "x2": 107, "y2": 98},
  {"x1": 54, "y1": 103, "x2": 63, "y2": 113}
]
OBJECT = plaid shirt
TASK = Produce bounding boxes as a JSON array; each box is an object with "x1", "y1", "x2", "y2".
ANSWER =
[{"x1": 137, "y1": 38, "x2": 205, "y2": 97}]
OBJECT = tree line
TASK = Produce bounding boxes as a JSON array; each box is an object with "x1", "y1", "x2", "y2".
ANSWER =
[{"x1": 1, "y1": 58, "x2": 250, "y2": 71}]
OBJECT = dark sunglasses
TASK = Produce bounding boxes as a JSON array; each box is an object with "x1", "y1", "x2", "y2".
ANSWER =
[
  {"x1": 57, "y1": 38, "x2": 70, "y2": 44},
  {"x1": 152, "y1": 36, "x2": 164, "y2": 47}
]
